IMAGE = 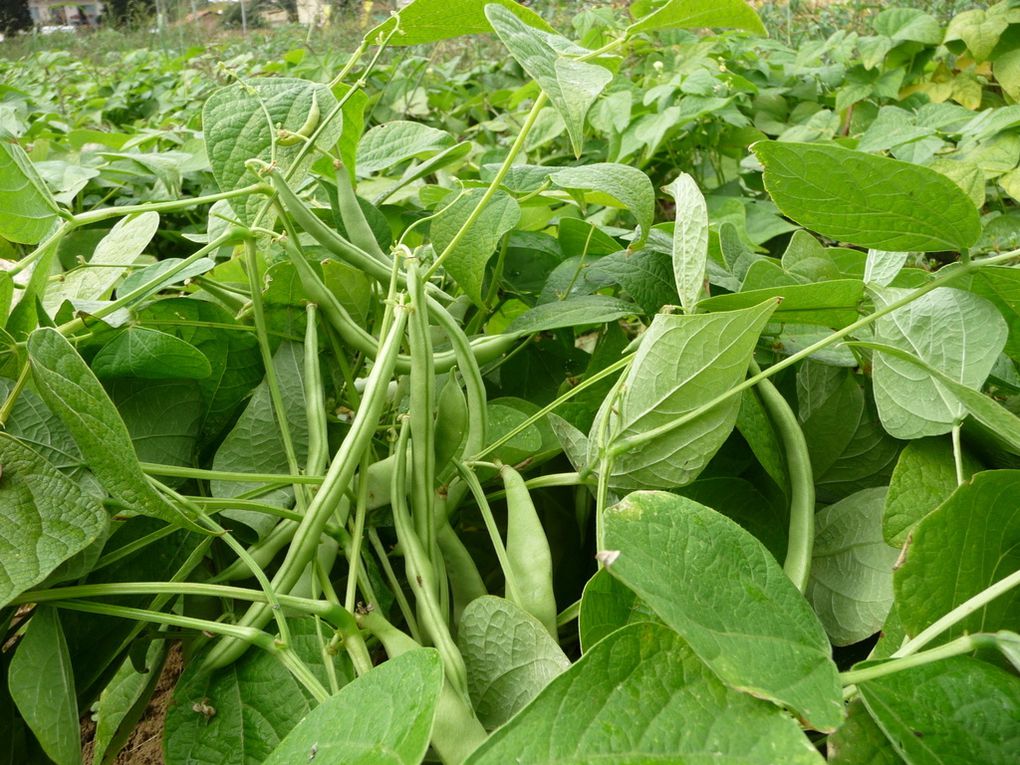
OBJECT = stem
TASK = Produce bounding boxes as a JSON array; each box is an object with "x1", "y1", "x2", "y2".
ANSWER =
[
  {"x1": 952, "y1": 422, "x2": 965, "y2": 486},
  {"x1": 841, "y1": 633, "x2": 997, "y2": 687},
  {"x1": 425, "y1": 91, "x2": 549, "y2": 279},
  {"x1": 0, "y1": 362, "x2": 31, "y2": 426},
  {"x1": 69, "y1": 184, "x2": 269, "y2": 227},
  {"x1": 750, "y1": 361, "x2": 815, "y2": 593},
  {"x1": 140, "y1": 463, "x2": 323, "y2": 485},
  {"x1": 892, "y1": 568, "x2": 1020, "y2": 658}
]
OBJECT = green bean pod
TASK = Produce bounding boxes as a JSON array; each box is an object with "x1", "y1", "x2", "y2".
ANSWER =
[
  {"x1": 407, "y1": 259, "x2": 437, "y2": 553},
  {"x1": 202, "y1": 306, "x2": 409, "y2": 671},
  {"x1": 278, "y1": 232, "x2": 517, "y2": 375},
  {"x1": 334, "y1": 164, "x2": 387, "y2": 262},
  {"x1": 303, "y1": 303, "x2": 329, "y2": 478},
  {"x1": 500, "y1": 464, "x2": 557, "y2": 638},
  {"x1": 437, "y1": 521, "x2": 487, "y2": 622},
  {"x1": 360, "y1": 610, "x2": 486, "y2": 765}
]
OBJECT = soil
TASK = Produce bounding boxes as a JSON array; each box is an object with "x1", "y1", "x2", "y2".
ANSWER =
[{"x1": 80, "y1": 643, "x2": 184, "y2": 765}]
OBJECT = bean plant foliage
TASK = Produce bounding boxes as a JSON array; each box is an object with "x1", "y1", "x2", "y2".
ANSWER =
[{"x1": 1, "y1": 0, "x2": 1019, "y2": 762}]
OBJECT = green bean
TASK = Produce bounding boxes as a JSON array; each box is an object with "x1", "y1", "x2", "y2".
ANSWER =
[
  {"x1": 303, "y1": 303, "x2": 329, "y2": 478},
  {"x1": 407, "y1": 258, "x2": 438, "y2": 556},
  {"x1": 749, "y1": 361, "x2": 815, "y2": 593},
  {"x1": 202, "y1": 303, "x2": 409, "y2": 671},
  {"x1": 391, "y1": 419, "x2": 470, "y2": 699},
  {"x1": 437, "y1": 522, "x2": 487, "y2": 622},
  {"x1": 501, "y1": 463, "x2": 558, "y2": 638},
  {"x1": 277, "y1": 228, "x2": 516, "y2": 375},
  {"x1": 360, "y1": 609, "x2": 486, "y2": 765},
  {"x1": 334, "y1": 163, "x2": 387, "y2": 262}
]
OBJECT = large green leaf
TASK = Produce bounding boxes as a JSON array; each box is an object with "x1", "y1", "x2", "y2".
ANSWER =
[
  {"x1": 871, "y1": 287, "x2": 1007, "y2": 439},
  {"x1": 827, "y1": 699, "x2": 905, "y2": 765},
  {"x1": 264, "y1": 649, "x2": 441, "y2": 765},
  {"x1": 589, "y1": 299, "x2": 777, "y2": 490},
  {"x1": 44, "y1": 212, "x2": 159, "y2": 314},
  {"x1": 203, "y1": 78, "x2": 340, "y2": 224},
  {"x1": 883, "y1": 438, "x2": 979, "y2": 547},
  {"x1": 629, "y1": 0, "x2": 766, "y2": 35},
  {"x1": 0, "y1": 138, "x2": 60, "y2": 245},
  {"x1": 467, "y1": 623, "x2": 823, "y2": 764},
  {"x1": 136, "y1": 298, "x2": 264, "y2": 444},
  {"x1": 486, "y1": 5, "x2": 613, "y2": 157},
  {"x1": 894, "y1": 470, "x2": 1020, "y2": 642},
  {"x1": 212, "y1": 341, "x2": 308, "y2": 537},
  {"x1": 0, "y1": 379, "x2": 81, "y2": 473},
  {"x1": 550, "y1": 164, "x2": 654, "y2": 245},
  {"x1": 665, "y1": 173, "x2": 708, "y2": 314},
  {"x1": 700, "y1": 279, "x2": 865, "y2": 328},
  {"x1": 0, "y1": 434, "x2": 107, "y2": 609},
  {"x1": 603, "y1": 491, "x2": 844, "y2": 731},
  {"x1": 457, "y1": 596, "x2": 570, "y2": 730},
  {"x1": 92, "y1": 327, "x2": 211, "y2": 380},
  {"x1": 577, "y1": 569, "x2": 660, "y2": 653},
  {"x1": 165, "y1": 619, "x2": 352, "y2": 765},
  {"x1": 430, "y1": 188, "x2": 520, "y2": 307},
  {"x1": 807, "y1": 487, "x2": 899, "y2": 646},
  {"x1": 110, "y1": 379, "x2": 203, "y2": 475},
  {"x1": 373, "y1": 0, "x2": 553, "y2": 46},
  {"x1": 507, "y1": 295, "x2": 638, "y2": 334},
  {"x1": 27, "y1": 328, "x2": 199, "y2": 530},
  {"x1": 357, "y1": 121, "x2": 455, "y2": 177},
  {"x1": 8, "y1": 607, "x2": 78, "y2": 765},
  {"x1": 957, "y1": 266, "x2": 1020, "y2": 360},
  {"x1": 585, "y1": 248, "x2": 679, "y2": 315},
  {"x1": 754, "y1": 141, "x2": 981, "y2": 252},
  {"x1": 859, "y1": 657, "x2": 1020, "y2": 765}
]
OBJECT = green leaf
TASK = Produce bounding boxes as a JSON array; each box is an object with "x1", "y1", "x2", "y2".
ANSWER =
[
  {"x1": 754, "y1": 141, "x2": 982, "y2": 252},
  {"x1": 8, "y1": 606, "x2": 79, "y2": 765},
  {"x1": 357, "y1": 121, "x2": 455, "y2": 177},
  {"x1": 116, "y1": 256, "x2": 216, "y2": 298},
  {"x1": 603, "y1": 491, "x2": 844, "y2": 732},
  {"x1": 374, "y1": 0, "x2": 554, "y2": 47},
  {"x1": 700, "y1": 279, "x2": 865, "y2": 328},
  {"x1": 629, "y1": 0, "x2": 766, "y2": 35},
  {"x1": 166, "y1": 618, "x2": 353, "y2": 765},
  {"x1": 957, "y1": 266, "x2": 1020, "y2": 360},
  {"x1": 0, "y1": 138, "x2": 60, "y2": 245},
  {"x1": 264, "y1": 649, "x2": 442, "y2": 765},
  {"x1": 590, "y1": 299, "x2": 778, "y2": 490},
  {"x1": 204, "y1": 78, "x2": 341, "y2": 224},
  {"x1": 457, "y1": 596, "x2": 570, "y2": 729},
  {"x1": 507, "y1": 295, "x2": 637, "y2": 335},
  {"x1": 44, "y1": 211, "x2": 159, "y2": 314},
  {"x1": 550, "y1": 164, "x2": 654, "y2": 245},
  {"x1": 0, "y1": 378, "x2": 82, "y2": 473},
  {"x1": 945, "y1": 7, "x2": 1009, "y2": 61},
  {"x1": 827, "y1": 699, "x2": 905, "y2": 765},
  {"x1": 665, "y1": 173, "x2": 708, "y2": 314},
  {"x1": 883, "y1": 438, "x2": 979, "y2": 547},
  {"x1": 871, "y1": 287, "x2": 1007, "y2": 439},
  {"x1": 486, "y1": 5, "x2": 613, "y2": 157},
  {"x1": 0, "y1": 434, "x2": 107, "y2": 609},
  {"x1": 577, "y1": 569, "x2": 660, "y2": 653},
  {"x1": 92, "y1": 327, "x2": 212, "y2": 380},
  {"x1": 136, "y1": 298, "x2": 264, "y2": 444},
  {"x1": 212, "y1": 341, "x2": 308, "y2": 537},
  {"x1": 873, "y1": 7, "x2": 942, "y2": 45},
  {"x1": 431, "y1": 188, "x2": 520, "y2": 306},
  {"x1": 110, "y1": 379, "x2": 203, "y2": 476},
  {"x1": 807, "y1": 487, "x2": 899, "y2": 646},
  {"x1": 28, "y1": 328, "x2": 200, "y2": 530},
  {"x1": 859, "y1": 657, "x2": 1020, "y2": 765},
  {"x1": 467, "y1": 623, "x2": 824, "y2": 764},
  {"x1": 91, "y1": 641, "x2": 168, "y2": 765},
  {"x1": 585, "y1": 248, "x2": 679, "y2": 315},
  {"x1": 894, "y1": 470, "x2": 1020, "y2": 643},
  {"x1": 864, "y1": 250, "x2": 911, "y2": 287}
]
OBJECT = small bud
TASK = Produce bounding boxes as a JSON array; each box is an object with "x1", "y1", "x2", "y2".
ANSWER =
[{"x1": 595, "y1": 549, "x2": 621, "y2": 567}]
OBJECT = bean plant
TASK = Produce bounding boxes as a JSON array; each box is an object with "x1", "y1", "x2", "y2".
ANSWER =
[{"x1": 1, "y1": 1, "x2": 1019, "y2": 763}]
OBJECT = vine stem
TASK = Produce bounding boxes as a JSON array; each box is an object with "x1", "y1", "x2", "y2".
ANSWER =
[
  {"x1": 841, "y1": 633, "x2": 998, "y2": 688},
  {"x1": 425, "y1": 90, "x2": 549, "y2": 279},
  {"x1": 609, "y1": 250, "x2": 1020, "y2": 458}
]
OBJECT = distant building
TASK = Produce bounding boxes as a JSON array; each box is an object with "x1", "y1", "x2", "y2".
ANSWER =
[{"x1": 28, "y1": 0, "x2": 103, "y2": 26}]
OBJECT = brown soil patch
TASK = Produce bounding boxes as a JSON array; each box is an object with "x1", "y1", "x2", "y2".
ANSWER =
[{"x1": 81, "y1": 643, "x2": 184, "y2": 765}]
